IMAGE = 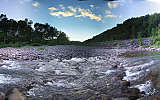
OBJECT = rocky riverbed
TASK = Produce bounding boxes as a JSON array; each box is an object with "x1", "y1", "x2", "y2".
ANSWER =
[{"x1": 0, "y1": 45, "x2": 160, "y2": 100}]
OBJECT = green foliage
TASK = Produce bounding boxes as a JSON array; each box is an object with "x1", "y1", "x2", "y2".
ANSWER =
[
  {"x1": 138, "y1": 32, "x2": 143, "y2": 46},
  {"x1": 84, "y1": 13, "x2": 160, "y2": 44},
  {"x1": 130, "y1": 40, "x2": 134, "y2": 45},
  {"x1": 152, "y1": 24, "x2": 160, "y2": 48},
  {"x1": 57, "y1": 32, "x2": 70, "y2": 45},
  {"x1": 142, "y1": 45, "x2": 150, "y2": 48},
  {"x1": 113, "y1": 42, "x2": 117, "y2": 46},
  {"x1": 0, "y1": 42, "x2": 23, "y2": 48},
  {"x1": 155, "y1": 41, "x2": 160, "y2": 48},
  {"x1": 0, "y1": 14, "x2": 70, "y2": 46},
  {"x1": 28, "y1": 43, "x2": 42, "y2": 46},
  {"x1": 38, "y1": 47, "x2": 45, "y2": 50},
  {"x1": 119, "y1": 42, "x2": 124, "y2": 46}
]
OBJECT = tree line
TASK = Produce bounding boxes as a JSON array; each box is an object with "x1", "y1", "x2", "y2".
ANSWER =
[
  {"x1": 0, "y1": 14, "x2": 70, "y2": 45},
  {"x1": 84, "y1": 13, "x2": 160, "y2": 44}
]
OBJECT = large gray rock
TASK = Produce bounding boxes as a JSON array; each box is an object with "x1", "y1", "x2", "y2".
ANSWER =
[
  {"x1": 8, "y1": 88, "x2": 26, "y2": 100},
  {"x1": 0, "y1": 92, "x2": 5, "y2": 100}
]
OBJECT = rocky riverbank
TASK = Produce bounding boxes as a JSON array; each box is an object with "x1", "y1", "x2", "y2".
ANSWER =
[{"x1": 0, "y1": 45, "x2": 159, "y2": 100}]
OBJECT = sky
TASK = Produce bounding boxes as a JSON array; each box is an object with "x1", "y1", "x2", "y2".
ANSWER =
[{"x1": 0, "y1": 0, "x2": 160, "y2": 41}]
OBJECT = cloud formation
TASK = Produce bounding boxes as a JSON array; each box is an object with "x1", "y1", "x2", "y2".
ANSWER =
[
  {"x1": 105, "y1": 14, "x2": 117, "y2": 18},
  {"x1": 32, "y1": 1, "x2": 39, "y2": 7},
  {"x1": 59, "y1": 5, "x2": 65, "y2": 10},
  {"x1": 104, "y1": 10, "x2": 117, "y2": 18},
  {"x1": 68, "y1": 6, "x2": 77, "y2": 12},
  {"x1": 75, "y1": 8, "x2": 101, "y2": 21},
  {"x1": 107, "y1": 2, "x2": 118, "y2": 9},
  {"x1": 147, "y1": 0, "x2": 160, "y2": 3},
  {"x1": 48, "y1": 7, "x2": 58, "y2": 11},
  {"x1": 90, "y1": 5, "x2": 94, "y2": 8},
  {"x1": 105, "y1": 10, "x2": 111, "y2": 14},
  {"x1": 50, "y1": 11, "x2": 74, "y2": 17},
  {"x1": 48, "y1": 6, "x2": 102, "y2": 22}
]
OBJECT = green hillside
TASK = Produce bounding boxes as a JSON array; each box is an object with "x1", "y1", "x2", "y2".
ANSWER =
[{"x1": 84, "y1": 13, "x2": 160, "y2": 44}]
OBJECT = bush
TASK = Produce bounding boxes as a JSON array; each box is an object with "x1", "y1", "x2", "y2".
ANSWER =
[
  {"x1": 142, "y1": 45, "x2": 150, "y2": 48},
  {"x1": 138, "y1": 32, "x2": 143, "y2": 46},
  {"x1": 130, "y1": 40, "x2": 134, "y2": 45},
  {"x1": 113, "y1": 42, "x2": 117, "y2": 46},
  {"x1": 38, "y1": 47, "x2": 45, "y2": 50},
  {"x1": 46, "y1": 40, "x2": 57, "y2": 46},
  {"x1": 155, "y1": 41, "x2": 160, "y2": 48},
  {"x1": 28, "y1": 43, "x2": 42, "y2": 46}
]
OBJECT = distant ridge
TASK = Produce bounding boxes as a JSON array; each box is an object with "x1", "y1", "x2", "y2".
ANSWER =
[{"x1": 84, "y1": 13, "x2": 160, "y2": 44}]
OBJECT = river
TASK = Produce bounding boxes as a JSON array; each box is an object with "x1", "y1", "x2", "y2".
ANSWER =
[{"x1": 0, "y1": 46, "x2": 160, "y2": 99}]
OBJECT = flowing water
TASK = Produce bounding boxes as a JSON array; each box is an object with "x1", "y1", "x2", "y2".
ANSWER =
[{"x1": 0, "y1": 46, "x2": 160, "y2": 99}]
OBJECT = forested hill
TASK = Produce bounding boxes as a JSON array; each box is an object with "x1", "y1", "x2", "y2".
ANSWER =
[
  {"x1": 0, "y1": 14, "x2": 70, "y2": 45},
  {"x1": 84, "y1": 13, "x2": 160, "y2": 44}
]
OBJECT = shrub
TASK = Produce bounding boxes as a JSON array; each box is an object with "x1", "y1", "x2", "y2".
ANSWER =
[
  {"x1": 138, "y1": 32, "x2": 143, "y2": 46},
  {"x1": 38, "y1": 47, "x2": 45, "y2": 50}
]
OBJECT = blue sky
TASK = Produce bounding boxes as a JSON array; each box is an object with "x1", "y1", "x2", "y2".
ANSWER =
[{"x1": 0, "y1": 0, "x2": 160, "y2": 41}]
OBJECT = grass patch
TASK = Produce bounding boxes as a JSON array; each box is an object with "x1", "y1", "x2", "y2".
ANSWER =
[{"x1": 38, "y1": 47, "x2": 45, "y2": 50}]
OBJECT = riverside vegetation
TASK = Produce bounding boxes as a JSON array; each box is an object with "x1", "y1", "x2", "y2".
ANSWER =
[
  {"x1": 2, "y1": 13, "x2": 160, "y2": 48},
  {"x1": 84, "y1": 13, "x2": 160, "y2": 48},
  {"x1": 0, "y1": 14, "x2": 70, "y2": 48}
]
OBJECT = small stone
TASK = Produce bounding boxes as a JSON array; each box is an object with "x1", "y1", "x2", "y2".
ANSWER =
[
  {"x1": 100, "y1": 94, "x2": 111, "y2": 100},
  {"x1": 88, "y1": 96, "x2": 97, "y2": 100},
  {"x1": 151, "y1": 69, "x2": 159, "y2": 76},
  {"x1": 113, "y1": 65, "x2": 118, "y2": 69},
  {"x1": 141, "y1": 91, "x2": 145, "y2": 95},
  {"x1": 120, "y1": 81, "x2": 130, "y2": 87},
  {"x1": 114, "y1": 97, "x2": 129, "y2": 100},
  {"x1": 127, "y1": 88, "x2": 140, "y2": 100},
  {"x1": 0, "y1": 59, "x2": 3, "y2": 63},
  {"x1": 128, "y1": 88, "x2": 140, "y2": 94},
  {"x1": 8, "y1": 88, "x2": 26, "y2": 100},
  {"x1": 88, "y1": 94, "x2": 111, "y2": 100},
  {"x1": 118, "y1": 72, "x2": 126, "y2": 80}
]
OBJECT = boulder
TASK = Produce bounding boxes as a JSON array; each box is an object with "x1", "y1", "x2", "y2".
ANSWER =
[
  {"x1": 120, "y1": 81, "x2": 130, "y2": 87},
  {"x1": 0, "y1": 59, "x2": 3, "y2": 63},
  {"x1": 8, "y1": 88, "x2": 26, "y2": 100},
  {"x1": 128, "y1": 88, "x2": 140, "y2": 94},
  {"x1": 127, "y1": 88, "x2": 140, "y2": 100},
  {"x1": 0, "y1": 92, "x2": 5, "y2": 100},
  {"x1": 113, "y1": 65, "x2": 118, "y2": 69},
  {"x1": 118, "y1": 72, "x2": 126, "y2": 80}
]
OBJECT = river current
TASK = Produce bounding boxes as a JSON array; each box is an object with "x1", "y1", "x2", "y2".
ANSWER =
[{"x1": 0, "y1": 46, "x2": 159, "y2": 99}]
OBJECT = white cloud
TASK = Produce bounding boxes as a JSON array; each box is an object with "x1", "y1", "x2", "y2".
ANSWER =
[
  {"x1": 75, "y1": 8, "x2": 101, "y2": 21},
  {"x1": 147, "y1": 0, "x2": 160, "y2": 3},
  {"x1": 50, "y1": 11, "x2": 74, "y2": 17},
  {"x1": 19, "y1": 0, "x2": 32, "y2": 4},
  {"x1": 105, "y1": 10, "x2": 111, "y2": 14},
  {"x1": 32, "y1": 1, "x2": 40, "y2": 7},
  {"x1": 48, "y1": 7, "x2": 57, "y2": 11},
  {"x1": 68, "y1": 6, "x2": 77, "y2": 12},
  {"x1": 105, "y1": 14, "x2": 117, "y2": 18},
  {"x1": 107, "y1": 2, "x2": 118, "y2": 9},
  {"x1": 48, "y1": 5, "x2": 102, "y2": 22},
  {"x1": 90, "y1": 5, "x2": 94, "y2": 8},
  {"x1": 59, "y1": 5, "x2": 65, "y2": 10}
]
